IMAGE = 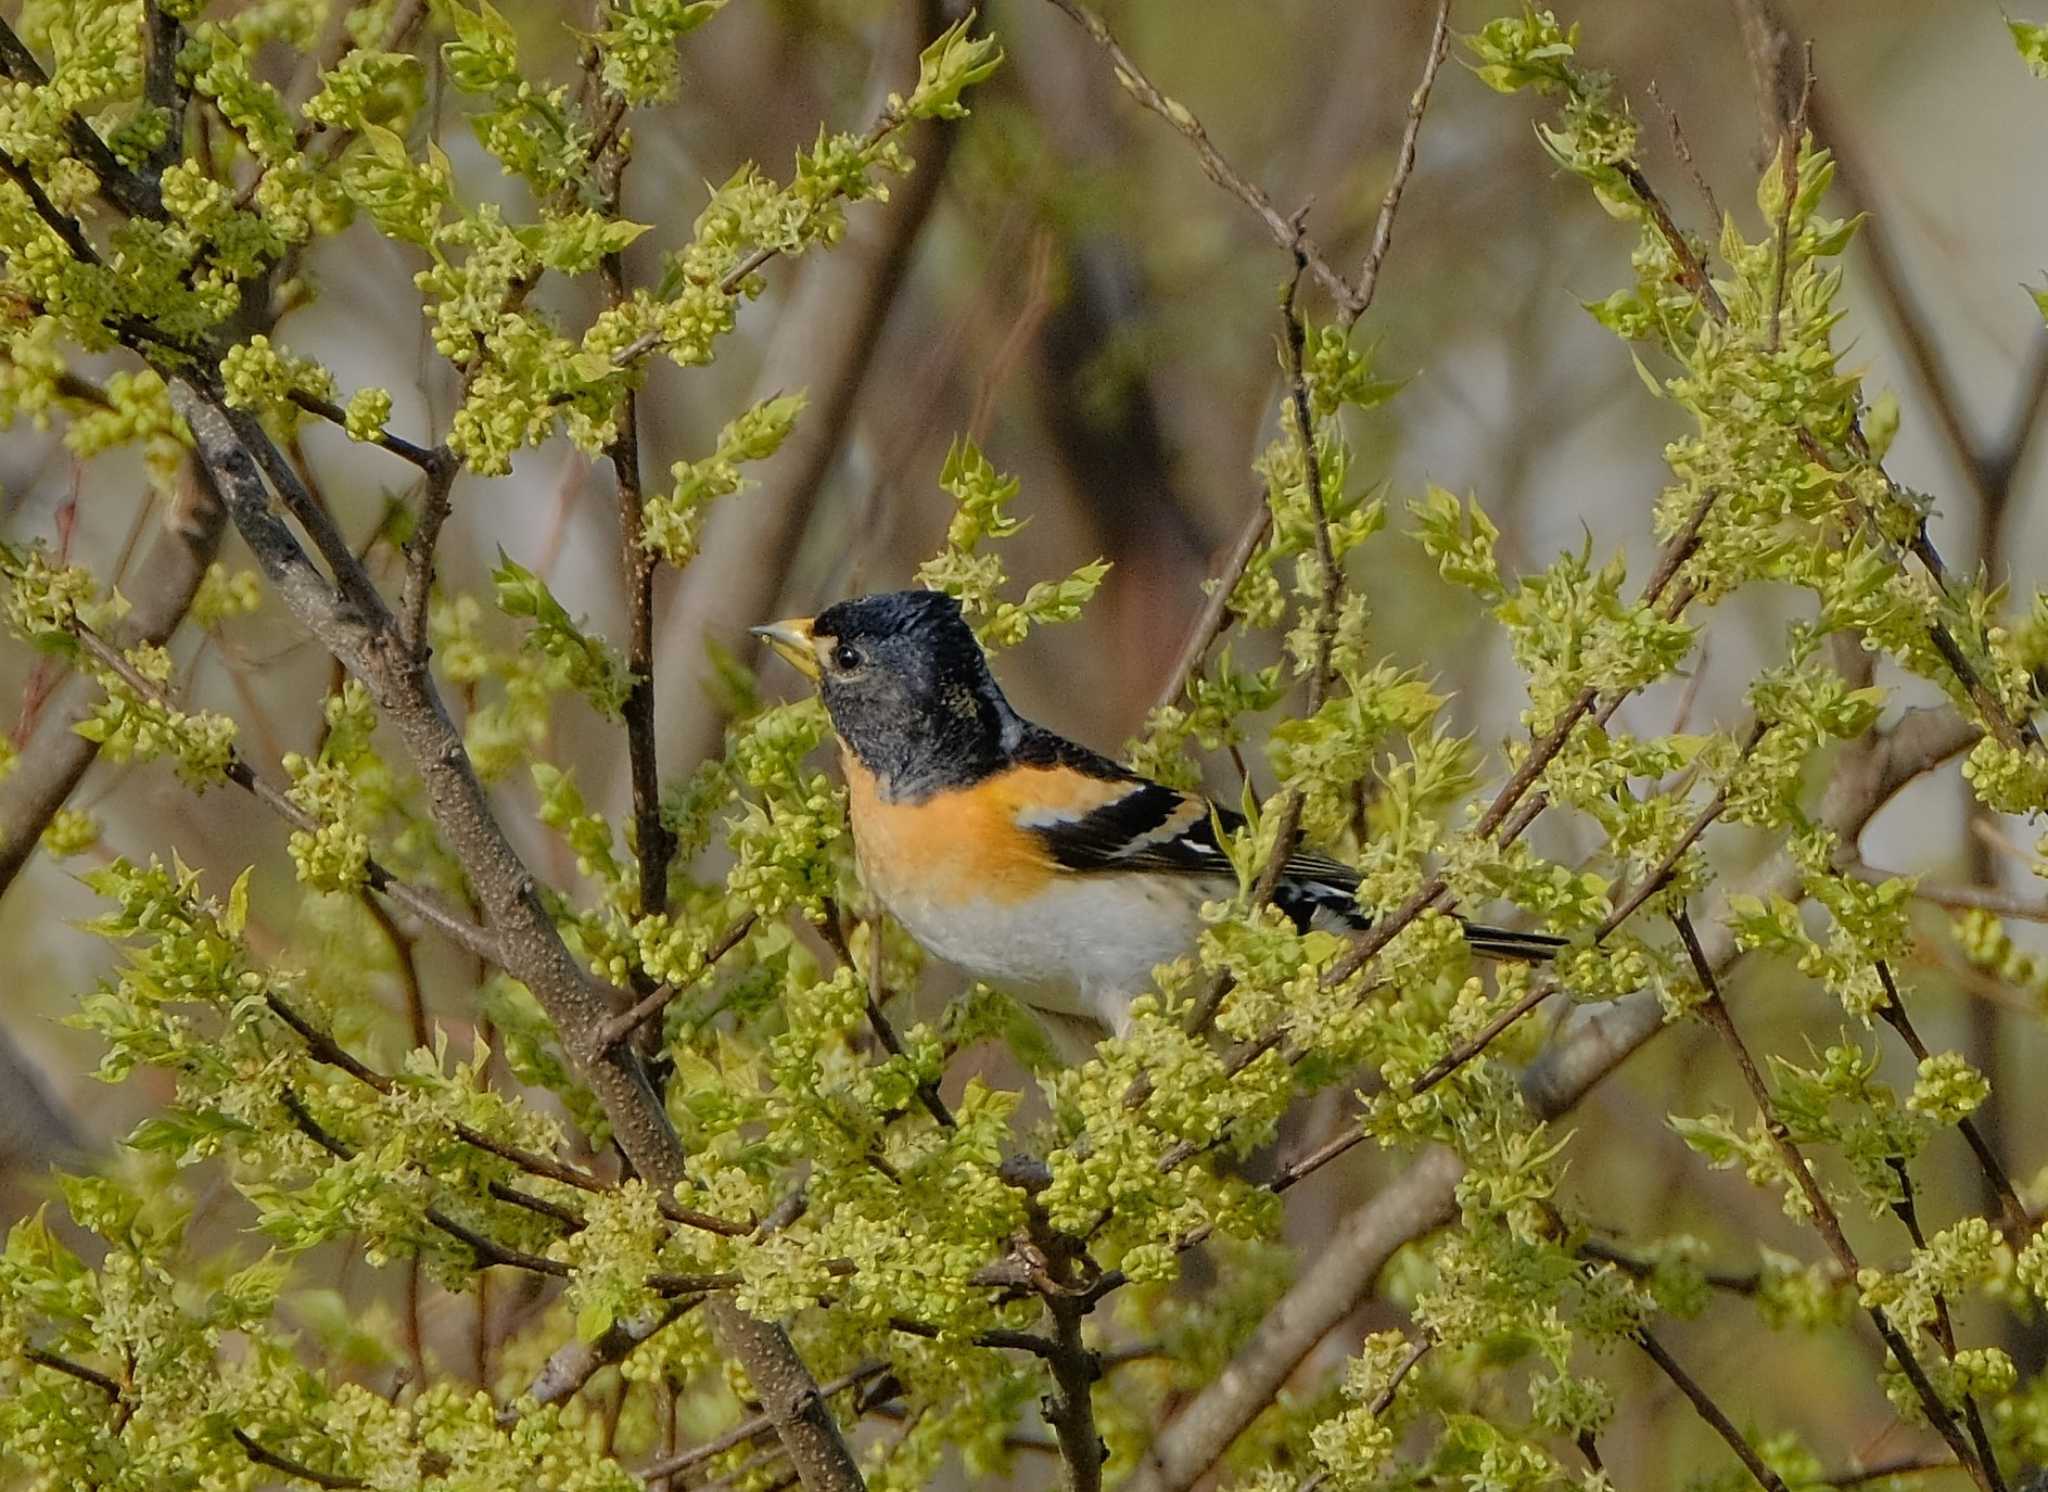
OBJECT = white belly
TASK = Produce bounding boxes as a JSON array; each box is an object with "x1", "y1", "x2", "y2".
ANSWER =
[{"x1": 878, "y1": 870, "x2": 1217, "y2": 1033}]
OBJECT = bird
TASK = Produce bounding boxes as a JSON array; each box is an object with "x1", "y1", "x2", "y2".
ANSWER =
[{"x1": 752, "y1": 589, "x2": 1563, "y2": 1043}]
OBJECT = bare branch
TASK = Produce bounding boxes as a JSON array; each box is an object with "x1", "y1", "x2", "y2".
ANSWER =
[
  {"x1": 232, "y1": 1428, "x2": 364, "y2": 1490},
  {"x1": 1345, "y1": 0, "x2": 1452, "y2": 329},
  {"x1": 1632, "y1": 1327, "x2": 1789, "y2": 1492},
  {"x1": 594, "y1": 915, "x2": 759, "y2": 1053},
  {"x1": 1040, "y1": 0, "x2": 1357, "y2": 315}
]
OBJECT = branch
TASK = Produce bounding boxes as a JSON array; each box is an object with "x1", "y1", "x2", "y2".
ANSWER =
[
  {"x1": 21, "y1": 1346, "x2": 123, "y2": 1398},
  {"x1": 637, "y1": 1364, "x2": 890, "y2": 1482},
  {"x1": 232, "y1": 1429, "x2": 364, "y2": 1491},
  {"x1": 1148, "y1": 0, "x2": 1448, "y2": 713},
  {"x1": 0, "y1": 19, "x2": 162, "y2": 219},
  {"x1": 1123, "y1": 1147, "x2": 1462, "y2": 1492},
  {"x1": 1317, "y1": 483, "x2": 1717, "y2": 993},
  {"x1": 1191, "y1": 250, "x2": 1343, "y2": 1037},
  {"x1": 507, "y1": 1302, "x2": 698, "y2": 1423},
  {"x1": 161, "y1": 386, "x2": 863, "y2": 1492},
  {"x1": 1132, "y1": 705, "x2": 1979, "y2": 1492},
  {"x1": 1345, "y1": 0, "x2": 1452, "y2": 330},
  {"x1": 1595, "y1": 76, "x2": 2041, "y2": 754},
  {"x1": 1406, "y1": 717, "x2": 1767, "y2": 1093},
  {"x1": 0, "y1": 468, "x2": 225, "y2": 897},
  {"x1": 598, "y1": 266, "x2": 675, "y2": 1010},
  {"x1": 594, "y1": 914, "x2": 759, "y2": 1053},
  {"x1": 1040, "y1": 0, "x2": 1358, "y2": 315},
  {"x1": 268, "y1": 980, "x2": 750, "y2": 1238},
  {"x1": 47, "y1": 597, "x2": 495, "y2": 967},
  {"x1": 1857, "y1": 865, "x2": 2048, "y2": 926},
  {"x1": 1578, "y1": 1239, "x2": 1762, "y2": 1297},
  {"x1": 1632, "y1": 1327, "x2": 1789, "y2": 1492},
  {"x1": 1674, "y1": 912, "x2": 1998, "y2": 1492},
  {"x1": 1150, "y1": 493, "x2": 1273, "y2": 713},
  {"x1": 141, "y1": 3, "x2": 185, "y2": 179},
  {"x1": 1871, "y1": 961, "x2": 2032, "y2": 1242},
  {"x1": 814, "y1": 907, "x2": 956, "y2": 1131},
  {"x1": 1044, "y1": 1296, "x2": 1104, "y2": 1492}
]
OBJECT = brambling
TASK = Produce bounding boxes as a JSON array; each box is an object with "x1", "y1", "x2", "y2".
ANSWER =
[{"x1": 753, "y1": 589, "x2": 1562, "y2": 1039}]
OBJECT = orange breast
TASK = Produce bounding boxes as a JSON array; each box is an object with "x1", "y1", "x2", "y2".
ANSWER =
[{"x1": 840, "y1": 751, "x2": 1129, "y2": 909}]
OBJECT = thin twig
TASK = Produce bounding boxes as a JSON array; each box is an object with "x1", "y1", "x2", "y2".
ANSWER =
[
  {"x1": 1871, "y1": 962, "x2": 2032, "y2": 1242},
  {"x1": 1857, "y1": 866, "x2": 2048, "y2": 926},
  {"x1": 1408, "y1": 717, "x2": 1766, "y2": 1092},
  {"x1": 1601, "y1": 97, "x2": 2040, "y2": 755},
  {"x1": 1646, "y1": 80, "x2": 1721, "y2": 225},
  {"x1": 1192, "y1": 234, "x2": 1342, "y2": 1039},
  {"x1": 1822, "y1": 1455, "x2": 1958, "y2": 1487},
  {"x1": 1145, "y1": 0, "x2": 1449, "y2": 715},
  {"x1": 62, "y1": 615, "x2": 495, "y2": 965},
  {"x1": 1316, "y1": 486, "x2": 1720, "y2": 993},
  {"x1": 1579, "y1": 1239, "x2": 1763, "y2": 1296},
  {"x1": 22, "y1": 1346, "x2": 123, "y2": 1398},
  {"x1": 595, "y1": 118, "x2": 678, "y2": 1074},
  {"x1": 1343, "y1": 0, "x2": 1452, "y2": 330},
  {"x1": 232, "y1": 1429, "x2": 365, "y2": 1491},
  {"x1": 594, "y1": 915, "x2": 759, "y2": 1053},
  {"x1": 1367, "y1": 1333, "x2": 1433, "y2": 1416},
  {"x1": 1041, "y1": 0, "x2": 1358, "y2": 316},
  {"x1": 1151, "y1": 499, "x2": 1273, "y2": 713},
  {"x1": 1674, "y1": 912, "x2": 1994, "y2": 1491},
  {"x1": 638, "y1": 1364, "x2": 891, "y2": 1481},
  {"x1": 1632, "y1": 1328, "x2": 1790, "y2": 1492}
]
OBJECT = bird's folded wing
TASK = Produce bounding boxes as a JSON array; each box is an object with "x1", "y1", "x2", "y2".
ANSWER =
[
  {"x1": 1017, "y1": 779, "x2": 1361, "y2": 893},
  {"x1": 1015, "y1": 774, "x2": 1564, "y2": 956}
]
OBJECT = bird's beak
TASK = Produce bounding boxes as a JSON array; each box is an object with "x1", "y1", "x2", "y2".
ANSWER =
[{"x1": 749, "y1": 616, "x2": 822, "y2": 681}]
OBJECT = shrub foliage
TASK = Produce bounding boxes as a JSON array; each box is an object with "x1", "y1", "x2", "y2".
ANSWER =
[{"x1": 1, "y1": 4, "x2": 2046, "y2": 1491}]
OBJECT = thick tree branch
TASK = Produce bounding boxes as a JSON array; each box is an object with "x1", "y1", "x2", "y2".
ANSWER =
[
  {"x1": 1044, "y1": 1295, "x2": 1104, "y2": 1492},
  {"x1": 161, "y1": 385, "x2": 864, "y2": 1492}
]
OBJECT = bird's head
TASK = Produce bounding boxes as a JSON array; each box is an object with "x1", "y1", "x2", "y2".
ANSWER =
[{"x1": 752, "y1": 589, "x2": 1019, "y2": 800}]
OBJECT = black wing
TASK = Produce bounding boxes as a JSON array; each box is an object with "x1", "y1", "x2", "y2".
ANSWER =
[
  {"x1": 1019, "y1": 775, "x2": 1368, "y2": 934},
  {"x1": 1020, "y1": 766, "x2": 1566, "y2": 960}
]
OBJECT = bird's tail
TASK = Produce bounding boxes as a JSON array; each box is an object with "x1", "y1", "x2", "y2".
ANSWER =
[{"x1": 1459, "y1": 921, "x2": 1568, "y2": 962}]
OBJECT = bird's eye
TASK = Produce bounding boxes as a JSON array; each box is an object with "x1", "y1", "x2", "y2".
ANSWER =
[{"x1": 832, "y1": 643, "x2": 864, "y2": 671}]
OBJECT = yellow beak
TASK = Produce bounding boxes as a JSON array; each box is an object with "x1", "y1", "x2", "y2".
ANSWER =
[{"x1": 749, "y1": 616, "x2": 822, "y2": 681}]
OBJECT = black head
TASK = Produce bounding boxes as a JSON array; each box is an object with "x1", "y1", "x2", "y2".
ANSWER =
[{"x1": 752, "y1": 590, "x2": 1022, "y2": 799}]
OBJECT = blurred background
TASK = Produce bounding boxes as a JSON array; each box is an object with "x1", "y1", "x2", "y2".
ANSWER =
[{"x1": 4, "y1": 0, "x2": 2047, "y2": 1481}]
